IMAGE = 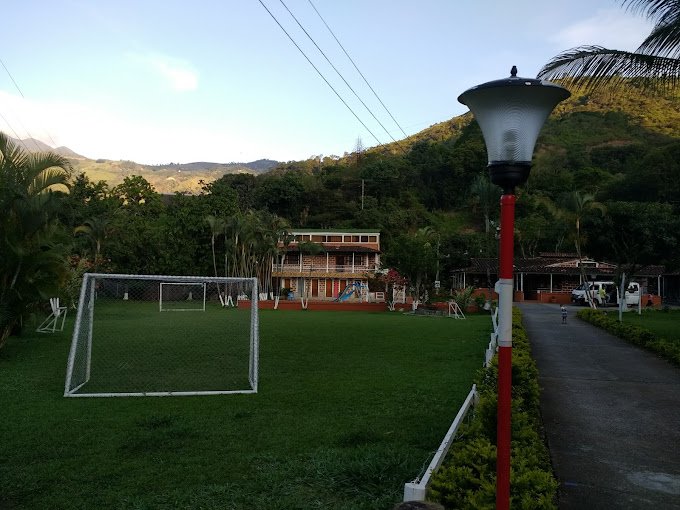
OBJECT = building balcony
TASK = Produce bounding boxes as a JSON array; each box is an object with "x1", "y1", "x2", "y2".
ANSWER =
[{"x1": 272, "y1": 263, "x2": 379, "y2": 278}]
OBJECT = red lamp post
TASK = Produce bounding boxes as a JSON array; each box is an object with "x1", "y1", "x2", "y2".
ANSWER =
[{"x1": 458, "y1": 67, "x2": 569, "y2": 510}]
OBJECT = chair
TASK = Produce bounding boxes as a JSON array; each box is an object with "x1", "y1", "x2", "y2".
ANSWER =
[{"x1": 36, "y1": 298, "x2": 67, "y2": 333}]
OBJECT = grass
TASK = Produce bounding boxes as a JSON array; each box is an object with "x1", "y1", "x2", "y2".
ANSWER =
[
  {"x1": 619, "y1": 309, "x2": 680, "y2": 342},
  {"x1": 0, "y1": 309, "x2": 490, "y2": 509},
  {"x1": 70, "y1": 300, "x2": 253, "y2": 394}
]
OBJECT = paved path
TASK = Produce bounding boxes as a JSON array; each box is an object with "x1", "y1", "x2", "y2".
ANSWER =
[{"x1": 518, "y1": 302, "x2": 680, "y2": 509}]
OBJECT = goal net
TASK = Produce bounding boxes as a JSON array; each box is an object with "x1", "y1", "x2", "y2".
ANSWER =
[
  {"x1": 159, "y1": 281, "x2": 206, "y2": 311},
  {"x1": 64, "y1": 274, "x2": 259, "y2": 397}
]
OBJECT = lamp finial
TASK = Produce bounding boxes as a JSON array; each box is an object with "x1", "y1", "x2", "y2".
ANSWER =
[{"x1": 510, "y1": 66, "x2": 518, "y2": 77}]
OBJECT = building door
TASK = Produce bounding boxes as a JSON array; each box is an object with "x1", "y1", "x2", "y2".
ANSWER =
[
  {"x1": 325, "y1": 279, "x2": 333, "y2": 298},
  {"x1": 311, "y1": 279, "x2": 319, "y2": 297},
  {"x1": 332, "y1": 280, "x2": 340, "y2": 298}
]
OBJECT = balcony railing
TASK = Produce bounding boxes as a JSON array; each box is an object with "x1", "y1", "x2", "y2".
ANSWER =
[{"x1": 273, "y1": 263, "x2": 379, "y2": 274}]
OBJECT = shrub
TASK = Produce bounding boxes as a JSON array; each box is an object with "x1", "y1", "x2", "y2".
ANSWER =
[
  {"x1": 453, "y1": 286, "x2": 476, "y2": 311},
  {"x1": 429, "y1": 308, "x2": 557, "y2": 509},
  {"x1": 577, "y1": 309, "x2": 680, "y2": 366}
]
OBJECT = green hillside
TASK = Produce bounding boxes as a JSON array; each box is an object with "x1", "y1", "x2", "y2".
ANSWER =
[{"x1": 5, "y1": 83, "x2": 678, "y2": 295}]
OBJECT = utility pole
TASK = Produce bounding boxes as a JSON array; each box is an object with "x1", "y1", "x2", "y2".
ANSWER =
[{"x1": 361, "y1": 179, "x2": 365, "y2": 210}]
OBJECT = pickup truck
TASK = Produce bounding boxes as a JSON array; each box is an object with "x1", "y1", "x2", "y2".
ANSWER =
[{"x1": 571, "y1": 281, "x2": 640, "y2": 307}]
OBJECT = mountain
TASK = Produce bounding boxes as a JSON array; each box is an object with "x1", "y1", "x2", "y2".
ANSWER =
[
  {"x1": 3, "y1": 135, "x2": 280, "y2": 194},
  {"x1": 8, "y1": 136, "x2": 86, "y2": 159},
  {"x1": 147, "y1": 159, "x2": 278, "y2": 173}
]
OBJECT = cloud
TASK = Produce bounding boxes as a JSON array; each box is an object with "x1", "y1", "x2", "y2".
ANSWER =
[
  {"x1": 129, "y1": 53, "x2": 199, "y2": 92},
  {"x1": 0, "y1": 90, "x2": 267, "y2": 164},
  {"x1": 550, "y1": 9, "x2": 654, "y2": 51},
  {"x1": 149, "y1": 56, "x2": 199, "y2": 92}
]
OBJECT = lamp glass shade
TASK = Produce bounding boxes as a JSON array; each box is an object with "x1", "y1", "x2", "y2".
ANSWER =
[{"x1": 458, "y1": 76, "x2": 570, "y2": 165}]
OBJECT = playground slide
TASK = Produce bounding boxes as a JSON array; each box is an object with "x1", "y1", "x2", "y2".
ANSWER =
[
  {"x1": 337, "y1": 289, "x2": 354, "y2": 302},
  {"x1": 334, "y1": 284, "x2": 354, "y2": 302},
  {"x1": 334, "y1": 282, "x2": 367, "y2": 302}
]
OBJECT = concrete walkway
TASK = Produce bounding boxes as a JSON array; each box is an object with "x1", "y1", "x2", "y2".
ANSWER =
[{"x1": 518, "y1": 302, "x2": 680, "y2": 509}]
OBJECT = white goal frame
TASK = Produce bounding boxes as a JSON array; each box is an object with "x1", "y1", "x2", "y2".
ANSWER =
[
  {"x1": 64, "y1": 273, "x2": 259, "y2": 398},
  {"x1": 159, "y1": 281, "x2": 207, "y2": 311}
]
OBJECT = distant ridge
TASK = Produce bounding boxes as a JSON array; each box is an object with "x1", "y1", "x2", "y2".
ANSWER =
[
  {"x1": 4, "y1": 134, "x2": 279, "y2": 174},
  {"x1": 148, "y1": 159, "x2": 278, "y2": 174},
  {"x1": 8, "y1": 136, "x2": 86, "y2": 159}
]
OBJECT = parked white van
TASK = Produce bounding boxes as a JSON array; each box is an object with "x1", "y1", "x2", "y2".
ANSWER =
[{"x1": 571, "y1": 281, "x2": 640, "y2": 307}]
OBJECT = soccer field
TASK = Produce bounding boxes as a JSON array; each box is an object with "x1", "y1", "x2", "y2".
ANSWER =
[{"x1": 1, "y1": 310, "x2": 490, "y2": 509}]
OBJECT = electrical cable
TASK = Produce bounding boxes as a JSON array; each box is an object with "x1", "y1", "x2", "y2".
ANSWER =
[
  {"x1": 0, "y1": 110, "x2": 32, "y2": 152},
  {"x1": 307, "y1": 0, "x2": 408, "y2": 139},
  {"x1": 0, "y1": 57, "x2": 59, "y2": 149},
  {"x1": 257, "y1": 0, "x2": 384, "y2": 147},
  {"x1": 279, "y1": 0, "x2": 405, "y2": 151}
]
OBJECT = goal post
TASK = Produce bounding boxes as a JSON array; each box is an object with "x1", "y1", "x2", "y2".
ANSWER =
[
  {"x1": 159, "y1": 281, "x2": 207, "y2": 311},
  {"x1": 64, "y1": 273, "x2": 259, "y2": 397}
]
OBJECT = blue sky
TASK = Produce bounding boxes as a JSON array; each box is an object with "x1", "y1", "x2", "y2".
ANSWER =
[{"x1": 0, "y1": 1, "x2": 653, "y2": 164}]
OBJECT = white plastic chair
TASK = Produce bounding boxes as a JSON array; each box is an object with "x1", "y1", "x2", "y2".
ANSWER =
[{"x1": 36, "y1": 298, "x2": 67, "y2": 333}]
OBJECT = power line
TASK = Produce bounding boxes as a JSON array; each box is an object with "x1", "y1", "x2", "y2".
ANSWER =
[
  {"x1": 0, "y1": 57, "x2": 59, "y2": 149},
  {"x1": 279, "y1": 0, "x2": 405, "y2": 151},
  {"x1": 0, "y1": 110, "x2": 32, "y2": 152},
  {"x1": 257, "y1": 0, "x2": 384, "y2": 147},
  {"x1": 307, "y1": 0, "x2": 408, "y2": 139}
]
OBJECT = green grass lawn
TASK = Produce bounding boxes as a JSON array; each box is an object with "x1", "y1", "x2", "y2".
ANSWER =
[
  {"x1": 0, "y1": 310, "x2": 490, "y2": 510},
  {"x1": 68, "y1": 300, "x2": 253, "y2": 394},
  {"x1": 621, "y1": 309, "x2": 680, "y2": 342}
]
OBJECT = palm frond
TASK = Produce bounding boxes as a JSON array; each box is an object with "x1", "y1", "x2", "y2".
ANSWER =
[
  {"x1": 621, "y1": 0, "x2": 680, "y2": 22},
  {"x1": 0, "y1": 132, "x2": 28, "y2": 170},
  {"x1": 537, "y1": 45, "x2": 680, "y2": 93},
  {"x1": 26, "y1": 167, "x2": 71, "y2": 196},
  {"x1": 636, "y1": 8, "x2": 680, "y2": 58},
  {"x1": 26, "y1": 152, "x2": 72, "y2": 181}
]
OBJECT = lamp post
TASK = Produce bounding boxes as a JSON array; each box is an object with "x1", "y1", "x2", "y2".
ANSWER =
[{"x1": 458, "y1": 67, "x2": 569, "y2": 510}]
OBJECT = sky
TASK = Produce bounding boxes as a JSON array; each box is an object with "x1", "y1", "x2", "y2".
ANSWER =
[{"x1": 0, "y1": 1, "x2": 654, "y2": 165}]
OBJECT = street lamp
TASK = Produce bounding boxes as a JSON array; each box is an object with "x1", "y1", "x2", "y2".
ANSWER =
[{"x1": 458, "y1": 67, "x2": 569, "y2": 510}]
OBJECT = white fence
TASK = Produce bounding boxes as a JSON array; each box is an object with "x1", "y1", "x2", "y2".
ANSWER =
[
  {"x1": 403, "y1": 385, "x2": 478, "y2": 500},
  {"x1": 486, "y1": 307, "x2": 499, "y2": 367}
]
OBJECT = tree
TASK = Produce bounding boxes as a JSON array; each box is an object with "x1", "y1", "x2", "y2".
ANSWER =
[
  {"x1": 586, "y1": 201, "x2": 680, "y2": 274},
  {"x1": 383, "y1": 229, "x2": 438, "y2": 308},
  {"x1": 111, "y1": 175, "x2": 162, "y2": 214},
  {"x1": 205, "y1": 215, "x2": 226, "y2": 279},
  {"x1": 107, "y1": 176, "x2": 164, "y2": 274},
  {"x1": 538, "y1": 0, "x2": 680, "y2": 94},
  {"x1": 562, "y1": 191, "x2": 606, "y2": 306},
  {"x1": 74, "y1": 216, "x2": 111, "y2": 270},
  {"x1": 0, "y1": 132, "x2": 71, "y2": 347}
]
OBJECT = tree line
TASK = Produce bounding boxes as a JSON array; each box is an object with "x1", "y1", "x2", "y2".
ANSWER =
[{"x1": 2, "y1": 78, "x2": 680, "y2": 345}]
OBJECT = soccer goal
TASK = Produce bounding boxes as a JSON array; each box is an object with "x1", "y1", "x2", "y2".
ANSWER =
[
  {"x1": 64, "y1": 274, "x2": 259, "y2": 397},
  {"x1": 159, "y1": 281, "x2": 206, "y2": 311}
]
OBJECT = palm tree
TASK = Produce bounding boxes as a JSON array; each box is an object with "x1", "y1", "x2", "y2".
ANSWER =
[
  {"x1": 561, "y1": 191, "x2": 607, "y2": 306},
  {"x1": 0, "y1": 132, "x2": 71, "y2": 347},
  {"x1": 470, "y1": 174, "x2": 502, "y2": 289},
  {"x1": 74, "y1": 216, "x2": 110, "y2": 270},
  {"x1": 538, "y1": 0, "x2": 680, "y2": 94}
]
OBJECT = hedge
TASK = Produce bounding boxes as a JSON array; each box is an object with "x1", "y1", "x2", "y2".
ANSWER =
[
  {"x1": 429, "y1": 308, "x2": 557, "y2": 509},
  {"x1": 577, "y1": 309, "x2": 680, "y2": 366}
]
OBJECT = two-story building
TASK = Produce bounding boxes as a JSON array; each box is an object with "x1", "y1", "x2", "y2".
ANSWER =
[{"x1": 273, "y1": 229, "x2": 381, "y2": 301}]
